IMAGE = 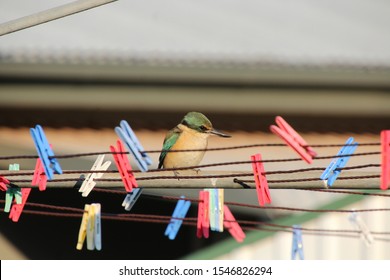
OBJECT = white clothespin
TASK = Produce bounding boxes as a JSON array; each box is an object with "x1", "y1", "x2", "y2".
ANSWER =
[
  {"x1": 348, "y1": 211, "x2": 374, "y2": 246},
  {"x1": 79, "y1": 155, "x2": 111, "y2": 197},
  {"x1": 94, "y1": 204, "x2": 102, "y2": 251},
  {"x1": 208, "y1": 178, "x2": 224, "y2": 232}
]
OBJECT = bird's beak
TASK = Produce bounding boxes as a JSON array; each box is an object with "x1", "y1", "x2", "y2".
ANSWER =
[{"x1": 210, "y1": 129, "x2": 231, "y2": 138}]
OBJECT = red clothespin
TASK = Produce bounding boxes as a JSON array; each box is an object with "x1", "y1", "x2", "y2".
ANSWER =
[
  {"x1": 0, "y1": 176, "x2": 10, "y2": 191},
  {"x1": 31, "y1": 158, "x2": 47, "y2": 191},
  {"x1": 270, "y1": 116, "x2": 317, "y2": 164},
  {"x1": 251, "y1": 153, "x2": 271, "y2": 206},
  {"x1": 223, "y1": 205, "x2": 246, "y2": 242},
  {"x1": 110, "y1": 140, "x2": 138, "y2": 192},
  {"x1": 9, "y1": 188, "x2": 31, "y2": 222},
  {"x1": 196, "y1": 190, "x2": 210, "y2": 239},
  {"x1": 380, "y1": 130, "x2": 390, "y2": 190}
]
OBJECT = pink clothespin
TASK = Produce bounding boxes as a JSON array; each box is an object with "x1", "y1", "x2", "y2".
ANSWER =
[
  {"x1": 251, "y1": 154, "x2": 271, "y2": 206},
  {"x1": 196, "y1": 190, "x2": 210, "y2": 239},
  {"x1": 270, "y1": 116, "x2": 317, "y2": 164},
  {"x1": 9, "y1": 188, "x2": 31, "y2": 222},
  {"x1": 380, "y1": 130, "x2": 390, "y2": 190},
  {"x1": 223, "y1": 205, "x2": 245, "y2": 242},
  {"x1": 110, "y1": 140, "x2": 138, "y2": 192},
  {"x1": 31, "y1": 158, "x2": 47, "y2": 191},
  {"x1": 0, "y1": 176, "x2": 10, "y2": 191}
]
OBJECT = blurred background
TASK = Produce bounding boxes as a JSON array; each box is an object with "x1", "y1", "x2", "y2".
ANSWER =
[{"x1": 0, "y1": 0, "x2": 389, "y2": 260}]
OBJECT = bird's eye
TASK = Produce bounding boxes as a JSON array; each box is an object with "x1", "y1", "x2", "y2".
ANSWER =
[{"x1": 200, "y1": 125, "x2": 207, "y2": 131}]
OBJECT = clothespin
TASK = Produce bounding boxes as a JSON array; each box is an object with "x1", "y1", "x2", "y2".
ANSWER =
[
  {"x1": 122, "y1": 188, "x2": 143, "y2": 211},
  {"x1": 30, "y1": 125, "x2": 62, "y2": 180},
  {"x1": 110, "y1": 140, "x2": 138, "y2": 193},
  {"x1": 208, "y1": 179, "x2": 224, "y2": 232},
  {"x1": 76, "y1": 204, "x2": 90, "y2": 250},
  {"x1": 196, "y1": 190, "x2": 210, "y2": 239},
  {"x1": 79, "y1": 155, "x2": 111, "y2": 197},
  {"x1": 0, "y1": 175, "x2": 9, "y2": 191},
  {"x1": 86, "y1": 203, "x2": 96, "y2": 250},
  {"x1": 93, "y1": 203, "x2": 102, "y2": 251},
  {"x1": 270, "y1": 116, "x2": 317, "y2": 164},
  {"x1": 349, "y1": 211, "x2": 374, "y2": 246},
  {"x1": 380, "y1": 130, "x2": 390, "y2": 190},
  {"x1": 291, "y1": 225, "x2": 304, "y2": 260},
  {"x1": 31, "y1": 158, "x2": 48, "y2": 191},
  {"x1": 251, "y1": 154, "x2": 271, "y2": 206},
  {"x1": 87, "y1": 203, "x2": 102, "y2": 251},
  {"x1": 223, "y1": 205, "x2": 245, "y2": 242},
  {"x1": 9, "y1": 188, "x2": 31, "y2": 222},
  {"x1": 209, "y1": 189, "x2": 225, "y2": 232},
  {"x1": 115, "y1": 120, "x2": 152, "y2": 172},
  {"x1": 5, "y1": 163, "x2": 31, "y2": 222},
  {"x1": 320, "y1": 137, "x2": 358, "y2": 187},
  {"x1": 208, "y1": 189, "x2": 217, "y2": 231},
  {"x1": 165, "y1": 196, "x2": 191, "y2": 240},
  {"x1": 77, "y1": 203, "x2": 102, "y2": 251},
  {"x1": 4, "y1": 164, "x2": 22, "y2": 213}
]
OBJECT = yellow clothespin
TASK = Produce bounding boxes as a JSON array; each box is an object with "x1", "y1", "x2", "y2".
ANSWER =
[
  {"x1": 86, "y1": 204, "x2": 96, "y2": 250},
  {"x1": 77, "y1": 203, "x2": 102, "y2": 251},
  {"x1": 217, "y1": 188, "x2": 224, "y2": 232},
  {"x1": 76, "y1": 204, "x2": 90, "y2": 250}
]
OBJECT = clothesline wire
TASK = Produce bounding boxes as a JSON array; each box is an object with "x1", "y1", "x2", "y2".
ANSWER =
[
  {"x1": 4, "y1": 188, "x2": 389, "y2": 215},
  {"x1": 0, "y1": 142, "x2": 381, "y2": 161},
  {"x1": 298, "y1": 189, "x2": 390, "y2": 197},
  {"x1": 93, "y1": 187, "x2": 390, "y2": 198},
  {"x1": 0, "y1": 161, "x2": 381, "y2": 180},
  {"x1": 2, "y1": 207, "x2": 389, "y2": 242},
  {"x1": 2, "y1": 173, "x2": 381, "y2": 185},
  {"x1": 1, "y1": 202, "x2": 388, "y2": 235}
]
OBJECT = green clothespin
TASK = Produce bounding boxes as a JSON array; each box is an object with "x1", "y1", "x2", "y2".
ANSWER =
[{"x1": 4, "y1": 164, "x2": 22, "y2": 213}]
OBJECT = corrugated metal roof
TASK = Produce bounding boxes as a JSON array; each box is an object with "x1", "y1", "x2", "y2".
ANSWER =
[{"x1": 1, "y1": 0, "x2": 390, "y2": 67}]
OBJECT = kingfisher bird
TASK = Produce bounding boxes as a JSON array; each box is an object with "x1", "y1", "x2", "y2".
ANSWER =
[{"x1": 158, "y1": 112, "x2": 231, "y2": 169}]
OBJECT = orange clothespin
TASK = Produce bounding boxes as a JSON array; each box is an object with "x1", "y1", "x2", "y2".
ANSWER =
[
  {"x1": 31, "y1": 158, "x2": 47, "y2": 191},
  {"x1": 223, "y1": 205, "x2": 245, "y2": 242},
  {"x1": 110, "y1": 140, "x2": 138, "y2": 192},
  {"x1": 380, "y1": 130, "x2": 390, "y2": 190},
  {"x1": 270, "y1": 116, "x2": 317, "y2": 164},
  {"x1": 196, "y1": 190, "x2": 210, "y2": 239},
  {"x1": 251, "y1": 153, "x2": 271, "y2": 206}
]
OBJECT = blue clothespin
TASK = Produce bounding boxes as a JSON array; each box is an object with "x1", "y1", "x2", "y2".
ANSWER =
[
  {"x1": 4, "y1": 164, "x2": 22, "y2": 213},
  {"x1": 122, "y1": 188, "x2": 143, "y2": 211},
  {"x1": 291, "y1": 225, "x2": 304, "y2": 260},
  {"x1": 30, "y1": 125, "x2": 62, "y2": 180},
  {"x1": 165, "y1": 196, "x2": 191, "y2": 240},
  {"x1": 320, "y1": 137, "x2": 358, "y2": 187},
  {"x1": 115, "y1": 120, "x2": 152, "y2": 172}
]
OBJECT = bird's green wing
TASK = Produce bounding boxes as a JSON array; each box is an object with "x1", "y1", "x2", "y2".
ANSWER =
[{"x1": 158, "y1": 126, "x2": 181, "y2": 169}]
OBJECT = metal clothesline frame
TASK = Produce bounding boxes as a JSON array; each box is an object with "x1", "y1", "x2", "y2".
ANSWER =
[{"x1": 0, "y1": 0, "x2": 118, "y2": 36}]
